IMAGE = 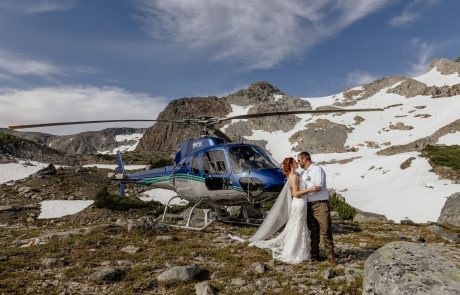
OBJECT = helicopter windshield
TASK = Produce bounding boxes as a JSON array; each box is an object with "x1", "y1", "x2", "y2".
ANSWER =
[{"x1": 228, "y1": 145, "x2": 278, "y2": 173}]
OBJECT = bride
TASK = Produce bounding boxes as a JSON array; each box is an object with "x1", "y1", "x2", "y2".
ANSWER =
[{"x1": 249, "y1": 157, "x2": 320, "y2": 264}]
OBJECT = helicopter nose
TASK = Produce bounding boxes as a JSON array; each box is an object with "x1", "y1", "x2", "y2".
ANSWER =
[{"x1": 247, "y1": 168, "x2": 285, "y2": 192}]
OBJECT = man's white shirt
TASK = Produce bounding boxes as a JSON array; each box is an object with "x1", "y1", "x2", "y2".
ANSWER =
[{"x1": 300, "y1": 163, "x2": 329, "y2": 202}]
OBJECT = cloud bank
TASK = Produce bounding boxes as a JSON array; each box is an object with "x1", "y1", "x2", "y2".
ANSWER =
[
  {"x1": 389, "y1": 0, "x2": 439, "y2": 27},
  {"x1": 0, "y1": 86, "x2": 167, "y2": 135},
  {"x1": 0, "y1": 0, "x2": 75, "y2": 14},
  {"x1": 134, "y1": 0, "x2": 390, "y2": 69}
]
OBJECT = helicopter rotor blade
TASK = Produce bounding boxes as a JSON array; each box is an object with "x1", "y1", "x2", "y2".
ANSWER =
[
  {"x1": 8, "y1": 119, "x2": 184, "y2": 130},
  {"x1": 217, "y1": 108, "x2": 383, "y2": 123},
  {"x1": 211, "y1": 127, "x2": 233, "y2": 142}
]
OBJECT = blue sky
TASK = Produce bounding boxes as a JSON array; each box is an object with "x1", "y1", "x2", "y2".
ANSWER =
[{"x1": 0, "y1": 0, "x2": 459, "y2": 134}]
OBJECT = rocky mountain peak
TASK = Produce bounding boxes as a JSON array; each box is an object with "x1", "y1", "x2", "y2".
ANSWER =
[
  {"x1": 226, "y1": 81, "x2": 284, "y2": 106},
  {"x1": 136, "y1": 96, "x2": 232, "y2": 154},
  {"x1": 428, "y1": 58, "x2": 460, "y2": 75}
]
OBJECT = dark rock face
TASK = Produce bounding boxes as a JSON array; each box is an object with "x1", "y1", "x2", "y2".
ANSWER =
[
  {"x1": 289, "y1": 119, "x2": 352, "y2": 153},
  {"x1": 363, "y1": 242, "x2": 460, "y2": 295},
  {"x1": 3, "y1": 128, "x2": 145, "y2": 155},
  {"x1": 0, "y1": 132, "x2": 75, "y2": 164},
  {"x1": 438, "y1": 192, "x2": 460, "y2": 227},
  {"x1": 136, "y1": 96, "x2": 232, "y2": 154}
]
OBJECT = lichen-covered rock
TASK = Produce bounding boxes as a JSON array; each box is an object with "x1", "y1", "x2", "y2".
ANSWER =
[
  {"x1": 157, "y1": 264, "x2": 201, "y2": 282},
  {"x1": 363, "y1": 242, "x2": 460, "y2": 295},
  {"x1": 195, "y1": 281, "x2": 215, "y2": 295},
  {"x1": 353, "y1": 211, "x2": 387, "y2": 223},
  {"x1": 89, "y1": 266, "x2": 125, "y2": 282},
  {"x1": 438, "y1": 192, "x2": 460, "y2": 227}
]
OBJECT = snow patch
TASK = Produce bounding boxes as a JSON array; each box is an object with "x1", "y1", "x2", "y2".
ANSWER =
[
  {"x1": 437, "y1": 132, "x2": 459, "y2": 145},
  {"x1": 0, "y1": 161, "x2": 49, "y2": 184},
  {"x1": 139, "y1": 188, "x2": 188, "y2": 206},
  {"x1": 38, "y1": 200, "x2": 94, "y2": 219},
  {"x1": 83, "y1": 164, "x2": 147, "y2": 170},
  {"x1": 413, "y1": 67, "x2": 460, "y2": 87},
  {"x1": 115, "y1": 133, "x2": 143, "y2": 142}
]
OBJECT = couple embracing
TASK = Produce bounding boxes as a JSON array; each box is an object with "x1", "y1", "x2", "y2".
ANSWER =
[{"x1": 249, "y1": 152, "x2": 335, "y2": 265}]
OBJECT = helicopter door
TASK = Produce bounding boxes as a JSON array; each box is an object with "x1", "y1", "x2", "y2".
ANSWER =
[{"x1": 201, "y1": 150, "x2": 231, "y2": 191}]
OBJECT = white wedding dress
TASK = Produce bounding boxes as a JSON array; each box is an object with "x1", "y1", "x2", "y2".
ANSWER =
[{"x1": 249, "y1": 180, "x2": 311, "y2": 264}]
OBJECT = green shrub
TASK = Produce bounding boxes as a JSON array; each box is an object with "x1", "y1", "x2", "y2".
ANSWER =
[
  {"x1": 423, "y1": 144, "x2": 460, "y2": 171},
  {"x1": 149, "y1": 158, "x2": 175, "y2": 169},
  {"x1": 93, "y1": 187, "x2": 191, "y2": 216},
  {"x1": 94, "y1": 187, "x2": 163, "y2": 213},
  {"x1": 329, "y1": 191, "x2": 357, "y2": 220}
]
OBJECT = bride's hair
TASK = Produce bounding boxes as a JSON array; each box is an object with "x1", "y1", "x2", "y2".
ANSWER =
[{"x1": 282, "y1": 157, "x2": 295, "y2": 176}]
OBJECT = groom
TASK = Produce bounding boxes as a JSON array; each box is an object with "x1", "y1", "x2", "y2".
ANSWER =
[{"x1": 297, "y1": 151, "x2": 335, "y2": 264}]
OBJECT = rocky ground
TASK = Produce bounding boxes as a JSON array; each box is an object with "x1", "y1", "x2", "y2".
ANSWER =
[
  {"x1": 1, "y1": 206, "x2": 459, "y2": 295},
  {"x1": 0, "y1": 161, "x2": 459, "y2": 295}
]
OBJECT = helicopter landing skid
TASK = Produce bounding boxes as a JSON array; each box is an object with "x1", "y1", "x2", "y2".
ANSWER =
[{"x1": 161, "y1": 196, "x2": 215, "y2": 231}]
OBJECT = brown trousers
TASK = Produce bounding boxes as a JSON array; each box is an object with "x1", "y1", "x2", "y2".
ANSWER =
[{"x1": 307, "y1": 201, "x2": 334, "y2": 257}]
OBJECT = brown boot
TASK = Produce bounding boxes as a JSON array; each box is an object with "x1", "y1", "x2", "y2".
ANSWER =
[{"x1": 327, "y1": 254, "x2": 336, "y2": 265}]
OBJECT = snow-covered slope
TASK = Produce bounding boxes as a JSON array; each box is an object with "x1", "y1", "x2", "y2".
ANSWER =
[
  {"x1": 413, "y1": 67, "x2": 460, "y2": 87},
  {"x1": 245, "y1": 67, "x2": 460, "y2": 223},
  {"x1": 98, "y1": 133, "x2": 143, "y2": 154}
]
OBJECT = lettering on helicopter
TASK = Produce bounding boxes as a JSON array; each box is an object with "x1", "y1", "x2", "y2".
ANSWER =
[{"x1": 192, "y1": 141, "x2": 203, "y2": 149}]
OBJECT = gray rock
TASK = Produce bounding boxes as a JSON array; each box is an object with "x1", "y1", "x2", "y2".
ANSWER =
[
  {"x1": 195, "y1": 281, "x2": 215, "y2": 295},
  {"x1": 41, "y1": 258, "x2": 65, "y2": 268},
  {"x1": 121, "y1": 245, "x2": 140, "y2": 254},
  {"x1": 323, "y1": 267, "x2": 335, "y2": 280},
  {"x1": 18, "y1": 186, "x2": 37, "y2": 194},
  {"x1": 438, "y1": 192, "x2": 460, "y2": 227},
  {"x1": 344, "y1": 267, "x2": 362, "y2": 286},
  {"x1": 89, "y1": 267, "x2": 125, "y2": 282},
  {"x1": 36, "y1": 164, "x2": 57, "y2": 176},
  {"x1": 246, "y1": 262, "x2": 266, "y2": 274},
  {"x1": 253, "y1": 291, "x2": 265, "y2": 295},
  {"x1": 353, "y1": 211, "x2": 387, "y2": 223},
  {"x1": 156, "y1": 235, "x2": 176, "y2": 241},
  {"x1": 363, "y1": 241, "x2": 460, "y2": 295},
  {"x1": 427, "y1": 223, "x2": 459, "y2": 243},
  {"x1": 330, "y1": 211, "x2": 340, "y2": 221},
  {"x1": 255, "y1": 277, "x2": 279, "y2": 289},
  {"x1": 157, "y1": 264, "x2": 201, "y2": 282},
  {"x1": 116, "y1": 260, "x2": 134, "y2": 267},
  {"x1": 115, "y1": 218, "x2": 127, "y2": 227},
  {"x1": 230, "y1": 277, "x2": 246, "y2": 287},
  {"x1": 400, "y1": 218, "x2": 415, "y2": 225}
]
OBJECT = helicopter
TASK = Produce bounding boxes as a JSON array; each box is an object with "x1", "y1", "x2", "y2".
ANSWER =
[{"x1": 9, "y1": 107, "x2": 382, "y2": 230}]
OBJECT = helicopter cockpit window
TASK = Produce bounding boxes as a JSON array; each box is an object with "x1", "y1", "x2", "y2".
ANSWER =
[
  {"x1": 202, "y1": 151, "x2": 227, "y2": 175},
  {"x1": 192, "y1": 156, "x2": 200, "y2": 175},
  {"x1": 228, "y1": 146, "x2": 277, "y2": 173}
]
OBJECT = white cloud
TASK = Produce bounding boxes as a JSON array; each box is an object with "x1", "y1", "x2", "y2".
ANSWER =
[
  {"x1": 0, "y1": 0, "x2": 74, "y2": 14},
  {"x1": 389, "y1": 0, "x2": 439, "y2": 27},
  {"x1": 0, "y1": 86, "x2": 168, "y2": 135},
  {"x1": 134, "y1": 0, "x2": 390, "y2": 69},
  {"x1": 345, "y1": 70, "x2": 378, "y2": 87},
  {"x1": 0, "y1": 50, "x2": 62, "y2": 77},
  {"x1": 408, "y1": 39, "x2": 438, "y2": 77},
  {"x1": 0, "y1": 49, "x2": 96, "y2": 79}
]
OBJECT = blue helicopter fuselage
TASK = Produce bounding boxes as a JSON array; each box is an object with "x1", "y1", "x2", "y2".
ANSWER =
[{"x1": 117, "y1": 137, "x2": 286, "y2": 205}]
